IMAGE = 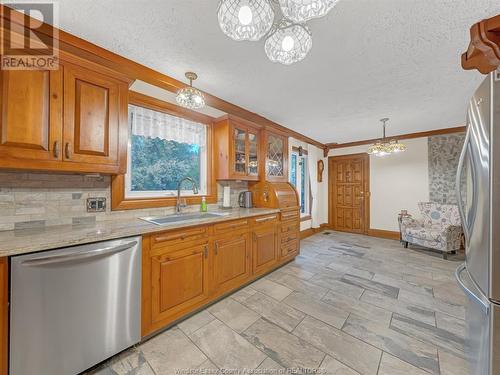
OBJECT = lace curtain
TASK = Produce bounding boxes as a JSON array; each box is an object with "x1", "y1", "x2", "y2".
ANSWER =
[{"x1": 129, "y1": 104, "x2": 206, "y2": 145}]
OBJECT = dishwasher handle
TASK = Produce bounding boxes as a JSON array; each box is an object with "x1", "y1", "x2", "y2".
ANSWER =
[{"x1": 21, "y1": 240, "x2": 138, "y2": 266}]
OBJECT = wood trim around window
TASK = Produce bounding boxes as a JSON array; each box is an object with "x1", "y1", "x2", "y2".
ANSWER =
[{"x1": 111, "y1": 93, "x2": 217, "y2": 210}]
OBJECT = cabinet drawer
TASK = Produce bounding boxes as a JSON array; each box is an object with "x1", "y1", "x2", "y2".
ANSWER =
[
  {"x1": 281, "y1": 222, "x2": 298, "y2": 233},
  {"x1": 152, "y1": 226, "x2": 209, "y2": 249},
  {"x1": 251, "y1": 214, "x2": 278, "y2": 226},
  {"x1": 213, "y1": 219, "x2": 249, "y2": 235},
  {"x1": 280, "y1": 210, "x2": 299, "y2": 222},
  {"x1": 281, "y1": 231, "x2": 298, "y2": 244},
  {"x1": 281, "y1": 239, "x2": 299, "y2": 258}
]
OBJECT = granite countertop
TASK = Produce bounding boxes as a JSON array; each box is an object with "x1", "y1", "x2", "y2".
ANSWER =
[{"x1": 0, "y1": 208, "x2": 280, "y2": 257}]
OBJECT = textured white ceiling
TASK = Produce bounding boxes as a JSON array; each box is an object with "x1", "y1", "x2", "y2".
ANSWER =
[{"x1": 55, "y1": 0, "x2": 500, "y2": 143}]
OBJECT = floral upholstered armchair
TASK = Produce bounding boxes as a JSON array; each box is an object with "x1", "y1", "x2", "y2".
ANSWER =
[{"x1": 400, "y1": 202, "x2": 463, "y2": 259}]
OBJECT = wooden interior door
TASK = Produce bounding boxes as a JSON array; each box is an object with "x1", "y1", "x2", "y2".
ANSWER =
[
  {"x1": 63, "y1": 63, "x2": 122, "y2": 166},
  {"x1": 329, "y1": 153, "x2": 369, "y2": 234},
  {"x1": 213, "y1": 233, "x2": 251, "y2": 293},
  {"x1": 0, "y1": 69, "x2": 63, "y2": 162},
  {"x1": 150, "y1": 244, "x2": 209, "y2": 325},
  {"x1": 252, "y1": 224, "x2": 278, "y2": 275}
]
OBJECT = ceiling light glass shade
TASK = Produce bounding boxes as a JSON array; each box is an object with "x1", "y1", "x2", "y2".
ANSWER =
[
  {"x1": 265, "y1": 23, "x2": 312, "y2": 65},
  {"x1": 176, "y1": 72, "x2": 206, "y2": 109},
  {"x1": 388, "y1": 140, "x2": 407, "y2": 153},
  {"x1": 279, "y1": 0, "x2": 338, "y2": 23},
  {"x1": 217, "y1": 0, "x2": 275, "y2": 41},
  {"x1": 176, "y1": 86, "x2": 206, "y2": 109}
]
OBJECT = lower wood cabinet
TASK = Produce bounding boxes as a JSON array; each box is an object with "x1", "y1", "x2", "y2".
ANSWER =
[
  {"x1": 142, "y1": 214, "x2": 298, "y2": 337},
  {"x1": 1, "y1": 258, "x2": 7, "y2": 375},
  {"x1": 252, "y1": 224, "x2": 279, "y2": 276},
  {"x1": 213, "y1": 233, "x2": 251, "y2": 294},
  {"x1": 143, "y1": 239, "x2": 210, "y2": 335}
]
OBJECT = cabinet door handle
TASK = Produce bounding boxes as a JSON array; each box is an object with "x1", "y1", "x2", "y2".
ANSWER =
[
  {"x1": 255, "y1": 215, "x2": 276, "y2": 223},
  {"x1": 215, "y1": 242, "x2": 218, "y2": 255},
  {"x1": 253, "y1": 232, "x2": 257, "y2": 242},
  {"x1": 65, "y1": 142, "x2": 72, "y2": 159},
  {"x1": 53, "y1": 141, "x2": 60, "y2": 158},
  {"x1": 204, "y1": 245, "x2": 208, "y2": 259}
]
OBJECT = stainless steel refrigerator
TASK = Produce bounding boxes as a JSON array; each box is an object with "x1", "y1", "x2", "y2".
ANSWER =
[{"x1": 456, "y1": 70, "x2": 500, "y2": 375}]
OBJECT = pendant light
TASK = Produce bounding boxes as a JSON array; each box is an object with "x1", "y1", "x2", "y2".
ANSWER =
[
  {"x1": 217, "y1": 0, "x2": 275, "y2": 41},
  {"x1": 176, "y1": 72, "x2": 206, "y2": 110},
  {"x1": 367, "y1": 118, "x2": 407, "y2": 156},
  {"x1": 279, "y1": 0, "x2": 338, "y2": 23},
  {"x1": 265, "y1": 21, "x2": 312, "y2": 65}
]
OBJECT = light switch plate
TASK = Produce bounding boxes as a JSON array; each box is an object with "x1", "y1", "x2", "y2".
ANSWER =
[{"x1": 87, "y1": 197, "x2": 106, "y2": 212}]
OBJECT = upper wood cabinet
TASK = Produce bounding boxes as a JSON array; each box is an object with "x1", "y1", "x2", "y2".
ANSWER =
[
  {"x1": 263, "y1": 130, "x2": 288, "y2": 182},
  {"x1": 213, "y1": 115, "x2": 262, "y2": 181},
  {"x1": 63, "y1": 63, "x2": 124, "y2": 167},
  {"x1": 0, "y1": 69, "x2": 63, "y2": 162},
  {"x1": 0, "y1": 60, "x2": 129, "y2": 174}
]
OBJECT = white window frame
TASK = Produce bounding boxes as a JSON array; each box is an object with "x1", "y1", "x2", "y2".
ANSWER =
[
  {"x1": 290, "y1": 150, "x2": 310, "y2": 217},
  {"x1": 125, "y1": 106, "x2": 208, "y2": 199}
]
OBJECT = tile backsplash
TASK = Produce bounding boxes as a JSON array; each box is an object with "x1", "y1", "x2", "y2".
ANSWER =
[{"x1": 0, "y1": 172, "x2": 248, "y2": 231}]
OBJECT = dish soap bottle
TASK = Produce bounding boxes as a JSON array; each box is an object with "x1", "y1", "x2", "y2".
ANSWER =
[{"x1": 200, "y1": 196, "x2": 207, "y2": 212}]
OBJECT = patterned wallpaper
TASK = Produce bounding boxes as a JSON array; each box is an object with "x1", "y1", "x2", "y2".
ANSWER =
[{"x1": 428, "y1": 133, "x2": 466, "y2": 205}]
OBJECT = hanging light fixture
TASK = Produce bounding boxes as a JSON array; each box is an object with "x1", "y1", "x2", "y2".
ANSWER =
[
  {"x1": 217, "y1": 0, "x2": 275, "y2": 41},
  {"x1": 367, "y1": 118, "x2": 407, "y2": 157},
  {"x1": 265, "y1": 21, "x2": 312, "y2": 65},
  {"x1": 279, "y1": 0, "x2": 338, "y2": 23},
  {"x1": 176, "y1": 72, "x2": 206, "y2": 110},
  {"x1": 217, "y1": 0, "x2": 339, "y2": 65}
]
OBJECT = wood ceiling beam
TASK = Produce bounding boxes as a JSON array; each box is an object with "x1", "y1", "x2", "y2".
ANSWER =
[{"x1": 325, "y1": 126, "x2": 466, "y2": 151}]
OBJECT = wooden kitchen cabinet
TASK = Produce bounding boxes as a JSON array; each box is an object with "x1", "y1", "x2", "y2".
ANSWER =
[
  {"x1": 213, "y1": 115, "x2": 262, "y2": 181},
  {"x1": 63, "y1": 62, "x2": 126, "y2": 168},
  {"x1": 0, "y1": 69, "x2": 63, "y2": 163},
  {"x1": 252, "y1": 218, "x2": 279, "y2": 276},
  {"x1": 0, "y1": 61, "x2": 129, "y2": 174},
  {"x1": 263, "y1": 130, "x2": 288, "y2": 182},
  {"x1": 148, "y1": 242, "x2": 210, "y2": 334},
  {"x1": 1, "y1": 258, "x2": 7, "y2": 375},
  {"x1": 213, "y1": 232, "x2": 251, "y2": 294}
]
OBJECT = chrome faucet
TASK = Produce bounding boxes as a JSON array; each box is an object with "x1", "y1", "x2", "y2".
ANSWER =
[{"x1": 176, "y1": 177, "x2": 199, "y2": 213}]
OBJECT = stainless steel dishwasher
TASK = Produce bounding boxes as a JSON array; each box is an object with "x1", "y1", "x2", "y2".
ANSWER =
[{"x1": 10, "y1": 237, "x2": 142, "y2": 375}]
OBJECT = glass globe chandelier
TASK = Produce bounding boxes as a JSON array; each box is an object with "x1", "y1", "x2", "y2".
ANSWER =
[
  {"x1": 217, "y1": 0, "x2": 339, "y2": 65},
  {"x1": 217, "y1": 0, "x2": 275, "y2": 41},
  {"x1": 367, "y1": 118, "x2": 407, "y2": 157},
  {"x1": 176, "y1": 72, "x2": 206, "y2": 110},
  {"x1": 265, "y1": 21, "x2": 312, "y2": 65},
  {"x1": 279, "y1": 0, "x2": 338, "y2": 23}
]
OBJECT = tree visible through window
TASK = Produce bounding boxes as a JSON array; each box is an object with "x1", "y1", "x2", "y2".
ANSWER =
[{"x1": 126, "y1": 105, "x2": 207, "y2": 198}]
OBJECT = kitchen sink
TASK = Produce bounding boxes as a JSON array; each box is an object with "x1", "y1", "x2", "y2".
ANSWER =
[{"x1": 140, "y1": 212, "x2": 230, "y2": 226}]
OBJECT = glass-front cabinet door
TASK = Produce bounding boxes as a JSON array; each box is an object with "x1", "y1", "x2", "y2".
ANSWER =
[
  {"x1": 248, "y1": 131, "x2": 259, "y2": 177},
  {"x1": 265, "y1": 131, "x2": 288, "y2": 182},
  {"x1": 233, "y1": 127, "x2": 247, "y2": 176}
]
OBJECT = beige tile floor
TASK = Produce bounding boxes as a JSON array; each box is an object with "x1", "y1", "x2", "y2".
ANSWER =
[{"x1": 85, "y1": 231, "x2": 468, "y2": 375}]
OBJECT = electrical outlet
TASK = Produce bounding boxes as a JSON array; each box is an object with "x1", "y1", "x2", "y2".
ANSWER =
[{"x1": 87, "y1": 197, "x2": 106, "y2": 212}]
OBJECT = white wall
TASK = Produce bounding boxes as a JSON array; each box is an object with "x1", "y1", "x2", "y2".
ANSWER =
[{"x1": 328, "y1": 138, "x2": 429, "y2": 232}]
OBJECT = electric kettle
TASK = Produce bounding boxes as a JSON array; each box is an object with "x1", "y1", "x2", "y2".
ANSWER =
[{"x1": 238, "y1": 191, "x2": 253, "y2": 208}]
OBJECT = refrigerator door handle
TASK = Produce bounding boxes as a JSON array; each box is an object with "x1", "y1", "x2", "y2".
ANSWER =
[
  {"x1": 456, "y1": 122, "x2": 478, "y2": 243},
  {"x1": 21, "y1": 241, "x2": 139, "y2": 266},
  {"x1": 455, "y1": 263, "x2": 490, "y2": 314}
]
